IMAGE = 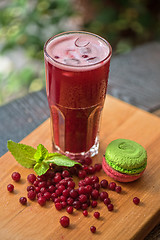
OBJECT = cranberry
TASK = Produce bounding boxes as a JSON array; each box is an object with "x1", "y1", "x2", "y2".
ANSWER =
[
  {"x1": 84, "y1": 157, "x2": 92, "y2": 166},
  {"x1": 19, "y1": 197, "x2": 27, "y2": 205},
  {"x1": 108, "y1": 182, "x2": 116, "y2": 191},
  {"x1": 100, "y1": 192, "x2": 108, "y2": 201},
  {"x1": 37, "y1": 193, "x2": 44, "y2": 198},
  {"x1": 12, "y1": 172, "x2": 21, "y2": 182},
  {"x1": 27, "y1": 174, "x2": 36, "y2": 184},
  {"x1": 62, "y1": 189, "x2": 70, "y2": 197},
  {"x1": 81, "y1": 203, "x2": 88, "y2": 210},
  {"x1": 62, "y1": 201, "x2": 67, "y2": 208},
  {"x1": 27, "y1": 185, "x2": 35, "y2": 192},
  {"x1": 55, "y1": 202, "x2": 62, "y2": 211},
  {"x1": 54, "y1": 198, "x2": 61, "y2": 203},
  {"x1": 115, "y1": 186, "x2": 122, "y2": 193},
  {"x1": 91, "y1": 175, "x2": 99, "y2": 184},
  {"x1": 62, "y1": 170, "x2": 70, "y2": 178},
  {"x1": 94, "y1": 212, "x2": 100, "y2": 219},
  {"x1": 133, "y1": 197, "x2": 140, "y2": 205},
  {"x1": 78, "y1": 170, "x2": 87, "y2": 179},
  {"x1": 33, "y1": 180, "x2": 39, "y2": 187},
  {"x1": 60, "y1": 195, "x2": 67, "y2": 202},
  {"x1": 94, "y1": 163, "x2": 102, "y2": 172},
  {"x1": 7, "y1": 184, "x2": 14, "y2": 192},
  {"x1": 66, "y1": 206, "x2": 73, "y2": 214},
  {"x1": 78, "y1": 186, "x2": 86, "y2": 195},
  {"x1": 107, "y1": 203, "x2": 114, "y2": 211},
  {"x1": 90, "y1": 226, "x2": 96, "y2": 233},
  {"x1": 70, "y1": 189, "x2": 78, "y2": 199},
  {"x1": 77, "y1": 159, "x2": 85, "y2": 165},
  {"x1": 82, "y1": 165, "x2": 89, "y2": 173},
  {"x1": 59, "y1": 179, "x2": 67, "y2": 187},
  {"x1": 91, "y1": 189, "x2": 99, "y2": 200},
  {"x1": 73, "y1": 200, "x2": 81, "y2": 210},
  {"x1": 67, "y1": 197, "x2": 74, "y2": 206},
  {"x1": 48, "y1": 185, "x2": 56, "y2": 193},
  {"x1": 79, "y1": 194, "x2": 87, "y2": 203},
  {"x1": 85, "y1": 185, "x2": 92, "y2": 194},
  {"x1": 54, "y1": 174, "x2": 62, "y2": 183},
  {"x1": 104, "y1": 198, "x2": 111, "y2": 206},
  {"x1": 84, "y1": 177, "x2": 92, "y2": 185},
  {"x1": 60, "y1": 216, "x2": 70, "y2": 228},
  {"x1": 35, "y1": 186, "x2": 41, "y2": 193},
  {"x1": 88, "y1": 166, "x2": 96, "y2": 174},
  {"x1": 58, "y1": 185, "x2": 65, "y2": 193},
  {"x1": 100, "y1": 179, "x2": 108, "y2": 189},
  {"x1": 51, "y1": 192, "x2": 58, "y2": 201},
  {"x1": 40, "y1": 187, "x2": 47, "y2": 194},
  {"x1": 93, "y1": 183, "x2": 100, "y2": 190},
  {"x1": 78, "y1": 180, "x2": 86, "y2": 187},
  {"x1": 91, "y1": 200, "x2": 97, "y2": 208},
  {"x1": 38, "y1": 181, "x2": 46, "y2": 188},
  {"x1": 43, "y1": 192, "x2": 51, "y2": 200},
  {"x1": 37, "y1": 175, "x2": 46, "y2": 182},
  {"x1": 27, "y1": 190, "x2": 36, "y2": 200},
  {"x1": 37, "y1": 196, "x2": 46, "y2": 206},
  {"x1": 83, "y1": 210, "x2": 88, "y2": 216},
  {"x1": 46, "y1": 180, "x2": 52, "y2": 187},
  {"x1": 67, "y1": 181, "x2": 75, "y2": 189},
  {"x1": 55, "y1": 189, "x2": 61, "y2": 196}
]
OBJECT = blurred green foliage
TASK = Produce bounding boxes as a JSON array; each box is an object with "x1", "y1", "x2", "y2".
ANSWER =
[
  {"x1": 84, "y1": 0, "x2": 160, "y2": 53},
  {"x1": 0, "y1": 0, "x2": 159, "y2": 105}
]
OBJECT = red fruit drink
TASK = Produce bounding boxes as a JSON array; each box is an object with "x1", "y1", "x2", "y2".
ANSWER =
[{"x1": 44, "y1": 31, "x2": 112, "y2": 159}]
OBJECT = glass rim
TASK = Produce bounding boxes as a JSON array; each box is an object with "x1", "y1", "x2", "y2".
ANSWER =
[{"x1": 44, "y1": 31, "x2": 112, "y2": 68}]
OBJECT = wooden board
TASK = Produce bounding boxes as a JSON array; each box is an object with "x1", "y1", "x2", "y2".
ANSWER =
[{"x1": 0, "y1": 95, "x2": 160, "y2": 240}]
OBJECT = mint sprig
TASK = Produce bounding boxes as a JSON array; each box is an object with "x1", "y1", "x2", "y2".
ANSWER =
[{"x1": 7, "y1": 140, "x2": 81, "y2": 176}]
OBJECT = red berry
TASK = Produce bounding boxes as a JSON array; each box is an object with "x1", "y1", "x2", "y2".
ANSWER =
[
  {"x1": 66, "y1": 206, "x2": 73, "y2": 214},
  {"x1": 67, "y1": 197, "x2": 74, "y2": 206},
  {"x1": 84, "y1": 177, "x2": 92, "y2": 185},
  {"x1": 67, "y1": 181, "x2": 75, "y2": 189},
  {"x1": 61, "y1": 201, "x2": 67, "y2": 208},
  {"x1": 115, "y1": 186, "x2": 122, "y2": 193},
  {"x1": 83, "y1": 210, "x2": 88, "y2": 216},
  {"x1": 70, "y1": 189, "x2": 78, "y2": 199},
  {"x1": 40, "y1": 187, "x2": 47, "y2": 194},
  {"x1": 55, "y1": 202, "x2": 62, "y2": 211},
  {"x1": 81, "y1": 203, "x2": 88, "y2": 210},
  {"x1": 37, "y1": 196, "x2": 46, "y2": 206},
  {"x1": 54, "y1": 175, "x2": 62, "y2": 183},
  {"x1": 78, "y1": 186, "x2": 86, "y2": 195},
  {"x1": 85, "y1": 185, "x2": 92, "y2": 194},
  {"x1": 27, "y1": 190, "x2": 36, "y2": 200},
  {"x1": 12, "y1": 172, "x2": 21, "y2": 182},
  {"x1": 108, "y1": 182, "x2": 116, "y2": 191},
  {"x1": 27, "y1": 185, "x2": 35, "y2": 192},
  {"x1": 91, "y1": 200, "x2": 97, "y2": 208},
  {"x1": 27, "y1": 174, "x2": 36, "y2": 184},
  {"x1": 91, "y1": 189, "x2": 99, "y2": 200},
  {"x1": 94, "y1": 163, "x2": 102, "y2": 172},
  {"x1": 33, "y1": 180, "x2": 39, "y2": 187},
  {"x1": 90, "y1": 226, "x2": 96, "y2": 233},
  {"x1": 91, "y1": 175, "x2": 99, "y2": 184},
  {"x1": 62, "y1": 189, "x2": 70, "y2": 198},
  {"x1": 60, "y1": 216, "x2": 70, "y2": 228},
  {"x1": 94, "y1": 212, "x2": 100, "y2": 219},
  {"x1": 79, "y1": 194, "x2": 87, "y2": 203},
  {"x1": 73, "y1": 200, "x2": 81, "y2": 210},
  {"x1": 100, "y1": 191, "x2": 108, "y2": 201},
  {"x1": 43, "y1": 192, "x2": 51, "y2": 200},
  {"x1": 19, "y1": 197, "x2": 27, "y2": 205},
  {"x1": 107, "y1": 203, "x2": 114, "y2": 211},
  {"x1": 48, "y1": 185, "x2": 56, "y2": 193},
  {"x1": 62, "y1": 170, "x2": 70, "y2": 178},
  {"x1": 104, "y1": 197, "x2": 111, "y2": 206},
  {"x1": 84, "y1": 157, "x2": 92, "y2": 166},
  {"x1": 88, "y1": 166, "x2": 96, "y2": 174},
  {"x1": 93, "y1": 183, "x2": 100, "y2": 190},
  {"x1": 7, "y1": 184, "x2": 14, "y2": 192},
  {"x1": 100, "y1": 179, "x2": 108, "y2": 189},
  {"x1": 133, "y1": 197, "x2": 140, "y2": 205},
  {"x1": 78, "y1": 170, "x2": 87, "y2": 179}
]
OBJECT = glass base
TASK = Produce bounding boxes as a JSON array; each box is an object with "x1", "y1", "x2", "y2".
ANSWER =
[{"x1": 53, "y1": 137, "x2": 99, "y2": 160}]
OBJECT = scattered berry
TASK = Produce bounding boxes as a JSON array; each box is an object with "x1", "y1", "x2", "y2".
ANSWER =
[
  {"x1": 100, "y1": 179, "x2": 108, "y2": 189},
  {"x1": 115, "y1": 186, "x2": 122, "y2": 193},
  {"x1": 37, "y1": 196, "x2": 46, "y2": 206},
  {"x1": 100, "y1": 192, "x2": 108, "y2": 201},
  {"x1": 7, "y1": 184, "x2": 14, "y2": 192},
  {"x1": 60, "y1": 216, "x2": 70, "y2": 228},
  {"x1": 94, "y1": 212, "x2": 100, "y2": 219},
  {"x1": 19, "y1": 197, "x2": 27, "y2": 205},
  {"x1": 83, "y1": 210, "x2": 88, "y2": 216},
  {"x1": 108, "y1": 182, "x2": 116, "y2": 191},
  {"x1": 55, "y1": 202, "x2": 62, "y2": 211},
  {"x1": 91, "y1": 200, "x2": 97, "y2": 208},
  {"x1": 107, "y1": 203, "x2": 114, "y2": 211},
  {"x1": 133, "y1": 197, "x2": 140, "y2": 205},
  {"x1": 27, "y1": 190, "x2": 36, "y2": 200},
  {"x1": 66, "y1": 206, "x2": 73, "y2": 214},
  {"x1": 12, "y1": 172, "x2": 21, "y2": 182},
  {"x1": 90, "y1": 226, "x2": 96, "y2": 233},
  {"x1": 104, "y1": 198, "x2": 111, "y2": 206},
  {"x1": 27, "y1": 174, "x2": 36, "y2": 184}
]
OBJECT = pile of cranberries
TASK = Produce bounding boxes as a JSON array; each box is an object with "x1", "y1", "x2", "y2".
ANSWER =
[{"x1": 7, "y1": 157, "x2": 141, "y2": 233}]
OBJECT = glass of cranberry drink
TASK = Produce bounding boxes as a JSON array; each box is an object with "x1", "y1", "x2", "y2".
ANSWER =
[{"x1": 44, "y1": 31, "x2": 112, "y2": 159}]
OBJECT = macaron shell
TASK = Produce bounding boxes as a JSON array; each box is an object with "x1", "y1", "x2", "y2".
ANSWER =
[
  {"x1": 105, "y1": 139, "x2": 147, "y2": 174},
  {"x1": 102, "y1": 157, "x2": 145, "y2": 182}
]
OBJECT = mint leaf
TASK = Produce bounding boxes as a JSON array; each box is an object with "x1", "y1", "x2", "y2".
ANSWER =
[
  {"x1": 46, "y1": 152, "x2": 65, "y2": 160},
  {"x1": 34, "y1": 162, "x2": 50, "y2": 175},
  {"x1": 34, "y1": 144, "x2": 48, "y2": 162},
  {"x1": 7, "y1": 140, "x2": 36, "y2": 168},
  {"x1": 46, "y1": 155, "x2": 81, "y2": 167}
]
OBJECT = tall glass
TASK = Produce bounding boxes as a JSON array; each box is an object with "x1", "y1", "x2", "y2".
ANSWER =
[{"x1": 44, "y1": 31, "x2": 112, "y2": 159}]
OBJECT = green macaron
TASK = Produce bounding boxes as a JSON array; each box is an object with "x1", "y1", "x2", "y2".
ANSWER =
[{"x1": 105, "y1": 139, "x2": 147, "y2": 175}]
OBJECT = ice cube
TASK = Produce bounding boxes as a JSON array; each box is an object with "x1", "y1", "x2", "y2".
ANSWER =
[
  {"x1": 75, "y1": 37, "x2": 90, "y2": 47},
  {"x1": 80, "y1": 47, "x2": 91, "y2": 55},
  {"x1": 64, "y1": 58, "x2": 80, "y2": 65}
]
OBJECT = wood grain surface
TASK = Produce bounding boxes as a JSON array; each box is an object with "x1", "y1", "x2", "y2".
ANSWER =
[{"x1": 0, "y1": 95, "x2": 160, "y2": 240}]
